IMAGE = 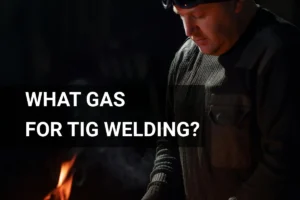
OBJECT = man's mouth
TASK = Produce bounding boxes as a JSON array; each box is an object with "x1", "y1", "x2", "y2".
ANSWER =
[
  {"x1": 194, "y1": 38, "x2": 208, "y2": 46},
  {"x1": 194, "y1": 38, "x2": 206, "y2": 41}
]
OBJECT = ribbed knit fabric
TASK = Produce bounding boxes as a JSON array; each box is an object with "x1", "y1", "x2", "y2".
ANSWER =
[{"x1": 142, "y1": 39, "x2": 224, "y2": 200}]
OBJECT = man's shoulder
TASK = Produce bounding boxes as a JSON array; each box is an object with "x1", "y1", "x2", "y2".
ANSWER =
[
  {"x1": 168, "y1": 38, "x2": 199, "y2": 84},
  {"x1": 174, "y1": 38, "x2": 198, "y2": 62},
  {"x1": 246, "y1": 8, "x2": 300, "y2": 75},
  {"x1": 258, "y1": 8, "x2": 300, "y2": 49},
  {"x1": 178, "y1": 38, "x2": 197, "y2": 53}
]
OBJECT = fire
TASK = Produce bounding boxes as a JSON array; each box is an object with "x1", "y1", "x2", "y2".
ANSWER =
[{"x1": 44, "y1": 155, "x2": 77, "y2": 200}]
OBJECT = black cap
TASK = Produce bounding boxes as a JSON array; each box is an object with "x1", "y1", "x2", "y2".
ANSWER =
[{"x1": 162, "y1": 0, "x2": 232, "y2": 9}]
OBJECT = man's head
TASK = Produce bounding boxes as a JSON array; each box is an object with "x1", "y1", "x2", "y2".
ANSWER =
[{"x1": 169, "y1": 0, "x2": 258, "y2": 55}]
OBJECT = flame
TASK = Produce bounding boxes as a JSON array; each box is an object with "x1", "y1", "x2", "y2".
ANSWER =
[{"x1": 44, "y1": 155, "x2": 77, "y2": 200}]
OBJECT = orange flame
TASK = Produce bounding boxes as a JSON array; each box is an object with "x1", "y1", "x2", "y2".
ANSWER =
[{"x1": 44, "y1": 155, "x2": 77, "y2": 200}]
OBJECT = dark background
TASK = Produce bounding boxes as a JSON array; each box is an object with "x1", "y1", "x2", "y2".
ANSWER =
[{"x1": 1, "y1": 0, "x2": 300, "y2": 199}]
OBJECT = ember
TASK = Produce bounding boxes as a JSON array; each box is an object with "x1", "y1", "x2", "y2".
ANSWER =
[{"x1": 44, "y1": 155, "x2": 77, "y2": 200}]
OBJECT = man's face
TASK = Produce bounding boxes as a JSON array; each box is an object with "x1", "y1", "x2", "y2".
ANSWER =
[{"x1": 174, "y1": 1, "x2": 243, "y2": 55}]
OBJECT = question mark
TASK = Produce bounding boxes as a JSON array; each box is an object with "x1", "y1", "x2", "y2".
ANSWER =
[{"x1": 190, "y1": 122, "x2": 200, "y2": 137}]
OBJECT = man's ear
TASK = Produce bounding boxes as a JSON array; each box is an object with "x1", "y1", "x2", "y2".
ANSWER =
[
  {"x1": 234, "y1": 0, "x2": 245, "y2": 13},
  {"x1": 173, "y1": 6, "x2": 179, "y2": 14}
]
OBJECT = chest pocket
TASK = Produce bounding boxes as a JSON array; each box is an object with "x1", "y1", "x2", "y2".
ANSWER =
[{"x1": 208, "y1": 94, "x2": 253, "y2": 169}]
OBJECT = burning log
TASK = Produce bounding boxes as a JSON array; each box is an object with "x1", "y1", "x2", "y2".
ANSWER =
[{"x1": 44, "y1": 155, "x2": 77, "y2": 200}]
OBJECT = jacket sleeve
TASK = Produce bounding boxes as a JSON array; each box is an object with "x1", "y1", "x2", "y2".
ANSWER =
[
  {"x1": 236, "y1": 45, "x2": 300, "y2": 200},
  {"x1": 141, "y1": 53, "x2": 185, "y2": 200}
]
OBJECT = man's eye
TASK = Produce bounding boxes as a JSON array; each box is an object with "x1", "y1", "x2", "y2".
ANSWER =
[{"x1": 192, "y1": 15, "x2": 204, "y2": 19}]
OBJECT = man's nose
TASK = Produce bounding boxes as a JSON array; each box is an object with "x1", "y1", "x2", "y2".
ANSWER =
[{"x1": 182, "y1": 17, "x2": 196, "y2": 37}]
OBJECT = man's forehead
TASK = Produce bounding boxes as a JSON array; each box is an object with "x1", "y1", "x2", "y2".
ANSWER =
[{"x1": 173, "y1": 4, "x2": 207, "y2": 15}]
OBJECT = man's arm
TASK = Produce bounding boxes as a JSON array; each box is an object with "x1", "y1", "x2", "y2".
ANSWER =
[
  {"x1": 142, "y1": 54, "x2": 185, "y2": 200},
  {"x1": 236, "y1": 45, "x2": 300, "y2": 200}
]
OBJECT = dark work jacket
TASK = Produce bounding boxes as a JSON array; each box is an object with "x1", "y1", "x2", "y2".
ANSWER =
[{"x1": 142, "y1": 6, "x2": 300, "y2": 200}]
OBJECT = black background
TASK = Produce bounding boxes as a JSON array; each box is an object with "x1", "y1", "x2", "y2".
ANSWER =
[{"x1": 1, "y1": 0, "x2": 300, "y2": 199}]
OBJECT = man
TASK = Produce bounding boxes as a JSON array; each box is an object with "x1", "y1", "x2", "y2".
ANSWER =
[{"x1": 142, "y1": 0, "x2": 300, "y2": 200}]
